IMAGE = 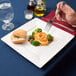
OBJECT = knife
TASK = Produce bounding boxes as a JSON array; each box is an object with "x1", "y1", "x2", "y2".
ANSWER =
[{"x1": 53, "y1": 22, "x2": 75, "y2": 32}]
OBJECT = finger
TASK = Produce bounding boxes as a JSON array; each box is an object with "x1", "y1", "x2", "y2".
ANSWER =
[
  {"x1": 61, "y1": 12, "x2": 66, "y2": 20},
  {"x1": 61, "y1": 4, "x2": 75, "y2": 14},
  {"x1": 60, "y1": 4, "x2": 66, "y2": 13},
  {"x1": 56, "y1": 2, "x2": 61, "y2": 10},
  {"x1": 56, "y1": 1, "x2": 64, "y2": 9},
  {"x1": 56, "y1": 8, "x2": 62, "y2": 21},
  {"x1": 57, "y1": 1, "x2": 67, "y2": 13},
  {"x1": 56, "y1": 1, "x2": 66, "y2": 21},
  {"x1": 56, "y1": 14, "x2": 62, "y2": 21}
]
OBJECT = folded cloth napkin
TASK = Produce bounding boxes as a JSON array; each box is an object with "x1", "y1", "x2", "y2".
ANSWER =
[{"x1": 41, "y1": 10, "x2": 76, "y2": 36}]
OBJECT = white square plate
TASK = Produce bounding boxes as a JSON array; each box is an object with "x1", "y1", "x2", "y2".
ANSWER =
[{"x1": 1, "y1": 18, "x2": 74, "y2": 68}]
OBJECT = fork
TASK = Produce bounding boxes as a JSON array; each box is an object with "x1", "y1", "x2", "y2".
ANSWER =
[
  {"x1": 44, "y1": 10, "x2": 60, "y2": 32},
  {"x1": 45, "y1": 1, "x2": 65, "y2": 32}
]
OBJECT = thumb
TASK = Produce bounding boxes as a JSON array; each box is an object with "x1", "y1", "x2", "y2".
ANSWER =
[{"x1": 60, "y1": 4, "x2": 67, "y2": 14}]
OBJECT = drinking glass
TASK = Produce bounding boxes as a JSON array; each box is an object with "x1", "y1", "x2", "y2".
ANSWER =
[
  {"x1": 24, "y1": 10, "x2": 33, "y2": 20},
  {"x1": 0, "y1": 0, "x2": 14, "y2": 30}
]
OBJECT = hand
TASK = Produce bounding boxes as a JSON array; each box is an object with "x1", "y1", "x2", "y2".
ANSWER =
[{"x1": 56, "y1": 1, "x2": 76, "y2": 25}]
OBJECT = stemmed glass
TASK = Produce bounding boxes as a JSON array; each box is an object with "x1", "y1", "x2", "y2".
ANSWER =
[{"x1": 0, "y1": 0, "x2": 14, "y2": 30}]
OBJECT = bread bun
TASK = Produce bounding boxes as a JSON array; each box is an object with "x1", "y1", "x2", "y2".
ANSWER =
[
  {"x1": 13, "y1": 29, "x2": 27, "y2": 38},
  {"x1": 11, "y1": 29, "x2": 27, "y2": 44}
]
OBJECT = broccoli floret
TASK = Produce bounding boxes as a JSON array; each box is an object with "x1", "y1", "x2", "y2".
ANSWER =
[
  {"x1": 47, "y1": 34, "x2": 53, "y2": 41},
  {"x1": 34, "y1": 28, "x2": 42, "y2": 33},
  {"x1": 32, "y1": 40, "x2": 40, "y2": 46}
]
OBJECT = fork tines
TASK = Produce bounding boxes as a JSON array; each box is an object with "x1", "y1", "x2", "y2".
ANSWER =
[{"x1": 44, "y1": 22, "x2": 52, "y2": 32}]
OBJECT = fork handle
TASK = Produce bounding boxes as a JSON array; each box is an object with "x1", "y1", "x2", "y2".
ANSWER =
[
  {"x1": 52, "y1": 1, "x2": 66, "y2": 21},
  {"x1": 56, "y1": 1, "x2": 66, "y2": 14}
]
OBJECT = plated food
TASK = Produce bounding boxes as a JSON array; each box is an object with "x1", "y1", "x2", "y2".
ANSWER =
[
  {"x1": 11, "y1": 28, "x2": 54, "y2": 46},
  {"x1": 28, "y1": 28, "x2": 54, "y2": 46},
  {"x1": 11, "y1": 29, "x2": 27, "y2": 44}
]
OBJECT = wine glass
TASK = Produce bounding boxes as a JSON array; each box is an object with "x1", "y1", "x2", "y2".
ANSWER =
[{"x1": 0, "y1": 0, "x2": 14, "y2": 30}]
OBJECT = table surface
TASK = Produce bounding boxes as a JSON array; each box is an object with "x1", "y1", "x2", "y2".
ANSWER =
[{"x1": 0, "y1": 0, "x2": 76, "y2": 76}]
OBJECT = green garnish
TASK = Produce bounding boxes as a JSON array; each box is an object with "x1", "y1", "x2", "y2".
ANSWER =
[
  {"x1": 29, "y1": 32, "x2": 35, "y2": 39},
  {"x1": 34, "y1": 28, "x2": 42, "y2": 33},
  {"x1": 47, "y1": 34, "x2": 53, "y2": 41},
  {"x1": 32, "y1": 40, "x2": 40, "y2": 46},
  {"x1": 31, "y1": 32, "x2": 35, "y2": 39}
]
